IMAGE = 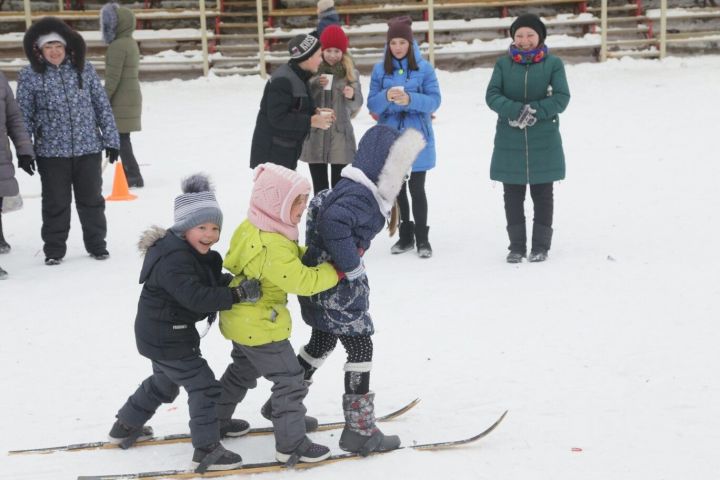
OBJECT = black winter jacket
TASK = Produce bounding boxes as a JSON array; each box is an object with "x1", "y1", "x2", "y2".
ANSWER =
[
  {"x1": 249, "y1": 62, "x2": 315, "y2": 170},
  {"x1": 134, "y1": 228, "x2": 234, "y2": 360}
]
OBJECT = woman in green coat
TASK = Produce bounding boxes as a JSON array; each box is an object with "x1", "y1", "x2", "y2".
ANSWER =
[
  {"x1": 486, "y1": 14, "x2": 570, "y2": 263},
  {"x1": 101, "y1": 2, "x2": 144, "y2": 188}
]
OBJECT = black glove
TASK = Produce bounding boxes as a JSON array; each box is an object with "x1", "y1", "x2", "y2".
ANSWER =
[
  {"x1": 231, "y1": 278, "x2": 261, "y2": 303},
  {"x1": 106, "y1": 148, "x2": 119, "y2": 164},
  {"x1": 18, "y1": 155, "x2": 35, "y2": 176}
]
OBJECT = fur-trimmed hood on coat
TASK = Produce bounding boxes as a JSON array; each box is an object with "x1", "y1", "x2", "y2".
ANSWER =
[
  {"x1": 138, "y1": 225, "x2": 168, "y2": 255},
  {"x1": 100, "y1": 2, "x2": 136, "y2": 44},
  {"x1": 23, "y1": 16, "x2": 86, "y2": 73}
]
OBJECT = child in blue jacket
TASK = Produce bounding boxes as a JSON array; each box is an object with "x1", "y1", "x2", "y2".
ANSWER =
[
  {"x1": 297, "y1": 125, "x2": 426, "y2": 455},
  {"x1": 367, "y1": 16, "x2": 441, "y2": 259}
]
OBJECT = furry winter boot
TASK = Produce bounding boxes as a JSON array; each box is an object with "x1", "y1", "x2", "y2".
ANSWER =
[
  {"x1": 415, "y1": 225, "x2": 432, "y2": 258},
  {"x1": 339, "y1": 392, "x2": 401, "y2": 456},
  {"x1": 391, "y1": 221, "x2": 415, "y2": 254},
  {"x1": 506, "y1": 224, "x2": 527, "y2": 263},
  {"x1": 529, "y1": 223, "x2": 553, "y2": 262}
]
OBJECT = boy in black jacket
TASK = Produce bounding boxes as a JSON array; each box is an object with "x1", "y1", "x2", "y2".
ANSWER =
[{"x1": 109, "y1": 174, "x2": 261, "y2": 473}]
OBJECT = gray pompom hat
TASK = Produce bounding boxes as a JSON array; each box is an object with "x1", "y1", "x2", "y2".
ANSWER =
[{"x1": 170, "y1": 174, "x2": 223, "y2": 234}]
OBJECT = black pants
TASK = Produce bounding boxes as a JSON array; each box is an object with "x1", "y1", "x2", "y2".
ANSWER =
[
  {"x1": 308, "y1": 163, "x2": 344, "y2": 195},
  {"x1": 300, "y1": 328, "x2": 373, "y2": 395},
  {"x1": 37, "y1": 154, "x2": 107, "y2": 259},
  {"x1": 398, "y1": 171, "x2": 428, "y2": 227},
  {"x1": 120, "y1": 133, "x2": 143, "y2": 184},
  {"x1": 503, "y1": 182, "x2": 554, "y2": 227}
]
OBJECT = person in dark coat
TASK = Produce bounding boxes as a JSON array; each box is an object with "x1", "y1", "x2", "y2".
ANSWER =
[
  {"x1": 110, "y1": 174, "x2": 261, "y2": 473},
  {"x1": 16, "y1": 16, "x2": 120, "y2": 266},
  {"x1": 249, "y1": 32, "x2": 334, "y2": 171},
  {"x1": 485, "y1": 14, "x2": 570, "y2": 263},
  {"x1": 297, "y1": 125, "x2": 426, "y2": 455},
  {"x1": 100, "y1": 2, "x2": 144, "y2": 188},
  {"x1": 0, "y1": 72, "x2": 35, "y2": 279}
]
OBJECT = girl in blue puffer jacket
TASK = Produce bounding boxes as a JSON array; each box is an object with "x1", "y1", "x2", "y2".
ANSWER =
[
  {"x1": 297, "y1": 125, "x2": 425, "y2": 456},
  {"x1": 367, "y1": 16, "x2": 441, "y2": 259}
]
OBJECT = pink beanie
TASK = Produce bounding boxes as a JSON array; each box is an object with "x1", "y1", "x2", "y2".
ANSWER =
[{"x1": 247, "y1": 163, "x2": 311, "y2": 241}]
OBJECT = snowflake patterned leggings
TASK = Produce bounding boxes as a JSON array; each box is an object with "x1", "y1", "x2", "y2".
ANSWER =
[{"x1": 299, "y1": 329, "x2": 373, "y2": 395}]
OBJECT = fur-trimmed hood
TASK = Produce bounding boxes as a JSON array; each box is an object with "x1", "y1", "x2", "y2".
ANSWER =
[
  {"x1": 23, "y1": 16, "x2": 86, "y2": 73},
  {"x1": 100, "y1": 2, "x2": 135, "y2": 44},
  {"x1": 138, "y1": 225, "x2": 168, "y2": 255}
]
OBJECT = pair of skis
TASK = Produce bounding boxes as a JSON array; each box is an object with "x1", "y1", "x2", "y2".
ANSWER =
[{"x1": 8, "y1": 398, "x2": 508, "y2": 480}]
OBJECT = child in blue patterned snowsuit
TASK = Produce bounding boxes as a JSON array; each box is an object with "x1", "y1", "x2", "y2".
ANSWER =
[{"x1": 297, "y1": 124, "x2": 425, "y2": 455}]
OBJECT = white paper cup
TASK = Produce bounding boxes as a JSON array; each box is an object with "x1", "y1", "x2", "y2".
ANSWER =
[
  {"x1": 319, "y1": 110, "x2": 333, "y2": 117},
  {"x1": 391, "y1": 85, "x2": 405, "y2": 92},
  {"x1": 321, "y1": 74, "x2": 333, "y2": 90}
]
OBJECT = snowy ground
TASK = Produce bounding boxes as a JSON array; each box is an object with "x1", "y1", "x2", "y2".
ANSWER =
[{"x1": 2, "y1": 55, "x2": 720, "y2": 480}]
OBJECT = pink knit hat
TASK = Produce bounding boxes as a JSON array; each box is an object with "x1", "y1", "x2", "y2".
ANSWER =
[{"x1": 247, "y1": 163, "x2": 311, "y2": 241}]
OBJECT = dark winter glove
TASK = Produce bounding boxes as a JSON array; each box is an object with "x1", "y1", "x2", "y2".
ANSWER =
[
  {"x1": 515, "y1": 104, "x2": 537, "y2": 129},
  {"x1": 231, "y1": 278, "x2": 261, "y2": 303},
  {"x1": 18, "y1": 155, "x2": 35, "y2": 176},
  {"x1": 105, "y1": 148, "x2": 119, "y2": 164}
]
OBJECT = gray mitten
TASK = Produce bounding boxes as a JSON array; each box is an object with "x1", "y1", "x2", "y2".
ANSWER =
[{"x1": 231, "y1": 278, "x2": 262, "y2": 303}]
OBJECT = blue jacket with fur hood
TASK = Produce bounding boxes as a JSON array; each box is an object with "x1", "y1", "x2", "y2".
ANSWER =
[
  {"x1": 299, "y1": 125, "x2": 425, "y2": 335},
  {"x1": 16, "y1": 16, "x2": 119, "y2": 158}
]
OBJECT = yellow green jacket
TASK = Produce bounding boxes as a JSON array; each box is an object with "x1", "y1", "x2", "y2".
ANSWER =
[{"x1": 220, "y1": 219, "x2": 338, "y2": 346}]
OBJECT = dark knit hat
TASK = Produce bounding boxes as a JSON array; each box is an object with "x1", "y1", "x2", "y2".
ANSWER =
[
  {"x1": 510, "y1": 14, "x2": 547, "y2": 45},
  {"x1": 320, "y1": 24, "x2": 348, "y2": 53},
  {"x1": 288, "y1": 32, "x2": 321, "y2": 62},
  {"x1": 170, "y1": 174, "x2": 223, "y2": 233},
  {"x1": 386, "y1": 15, "x2": 413, "y2": 43}
]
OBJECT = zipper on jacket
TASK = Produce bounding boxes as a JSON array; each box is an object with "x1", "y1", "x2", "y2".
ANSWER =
[
  {"x1": 524, "y1": 65, "x2": 530, "y2": 184},
  {"x1": 58, "y1": 66, "x2": 76, "y2": 158}
]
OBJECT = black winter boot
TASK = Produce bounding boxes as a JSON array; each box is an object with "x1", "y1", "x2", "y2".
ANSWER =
[
  {"x1": 0, "y1": 213, "x2": 9, "y2": 254},
  {"x1": 218, "y1": 418, "x2": 251, "y2": 437},
  {"x1": 192, "y1": 442, "x2": 243, "y2": 473},
  {"x1": 415, "y1": 225, "x2": 432, "y2": 258},
  {"x1": 108, "y1": 419, "x2": 154, "y2": 449},
  {"x1": 391, "y1": 221, "x2": 415, "y2": 254},
  {"x1": 339, "y1": 392, "x2": 401, "y2": 456},
  {"x1": 0, "y1": 265, "x2": 7, "y2": 280},
  {"x1": 275, "y1": 438, "x2": 331, "y2": 466},
  {"x1": 529, "y1": 223, "x2": 553, "y2": 262},
  {"x1": 506, "y1": 224, "x2": 527, "y2": 263}
]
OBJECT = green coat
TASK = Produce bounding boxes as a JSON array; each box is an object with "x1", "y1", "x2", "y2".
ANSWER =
[
  {"x1": 486, "y1": 54, "x2": 570, "y2": 185},
  {"x1": 219, "y1": 220, "x2": 338, "y2": 347},
  {"x1": 104, "y1": 7, "x2": 141, "y2": 133}
]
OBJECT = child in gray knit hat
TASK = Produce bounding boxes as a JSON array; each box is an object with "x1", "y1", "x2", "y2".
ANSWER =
[{"x1": 108, "y1": 174, "x2": 263, "y2": 473}]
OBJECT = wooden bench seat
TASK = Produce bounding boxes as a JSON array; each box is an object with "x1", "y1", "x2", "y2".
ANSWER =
[{"x1": 269, "y1": 0, "x2": 585, "y2": 17}]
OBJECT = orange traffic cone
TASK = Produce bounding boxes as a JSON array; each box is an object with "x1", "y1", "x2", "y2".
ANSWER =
[{"x1": 106, "y1": 162, "x2": 137, "y2": 201}]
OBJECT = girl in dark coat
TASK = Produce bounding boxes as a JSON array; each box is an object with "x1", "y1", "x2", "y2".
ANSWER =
[
  {"x1": 0, "y1": 72, "x2": 35, "y2": 279},
  {"x1": 486, "y1": 14, "x2": 570, "y2": 263},
  {"x1": 297, "y1": 125, "x2": 426, "y2": 455},
  {"x1": 16, "y1": 17, "x2": 120, "y2": 266},
  {"x1": 249, "y1": 32, "x2": 334, "y2": 171},
  {"x1": 110, "y1": 174, "x2": 260, "y2": 473}
]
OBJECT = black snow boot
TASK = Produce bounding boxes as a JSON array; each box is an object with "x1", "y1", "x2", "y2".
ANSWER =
[
  {"x1": 192, "y1": 442, "x2": 243, "y2": 473},
  {"x1": 339, "y1": 392, "x2": 401, "y2": 456},
  {"x1": 415, "y1": 225, "x2": 432, "y2": 258},
  {"x1": 391, "y1": 221, "x2": 415, "y2": 254},
  {"x1": 0, "y1": 265, "x2": 7, "y2": 280},
  {"x1": 275, "y1": 437, "x2": 331, "y2": 466},
  {"x1": 0, "y1": 213, "x2": 9, "y2": 254},
  {"x1": 506, "y1": 224, "x2": 527, "y2": 263},
  {"x1": 529, "y1": 223, "x2": 553, "y2": 263},
  {"x1": 218, "y1": 418, "x2": 251, "y2": 438},
  {"x1": 108, "y1": 419, "x2": 154, "y2": 449}
]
